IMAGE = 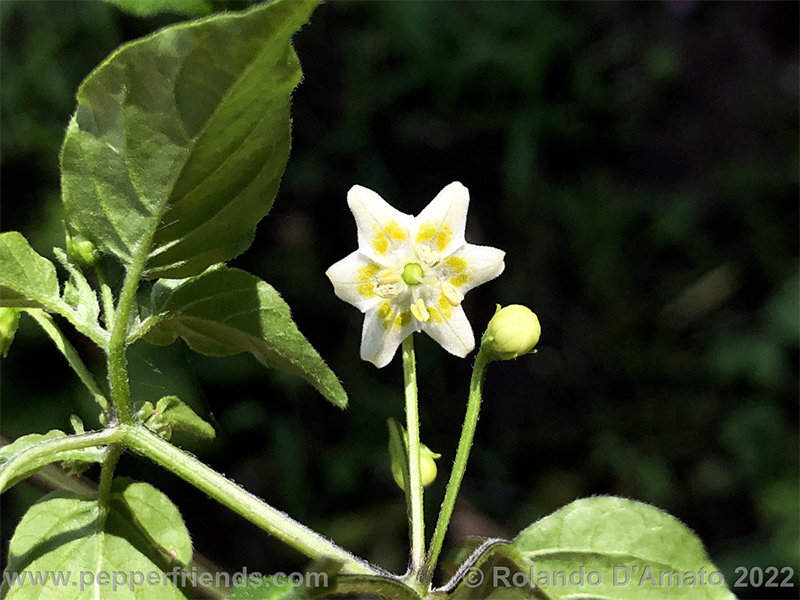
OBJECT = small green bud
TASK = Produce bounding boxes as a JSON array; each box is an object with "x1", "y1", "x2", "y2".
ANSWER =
[
  {"x1": 401, "y1": 263, "x2": 425, "y2": 286},
  {"x1": 0, "y1": 308, "x2": 21, "y2": 358},
  {"x1": 392, "y1": 442, "x2": 441, "y2": 491},
  {"x1": 481, "y1": 304, "x2": 541, "y2": 361},
  {"x1": 65, "y1": 230, "x2": 99, "y2": 267}
]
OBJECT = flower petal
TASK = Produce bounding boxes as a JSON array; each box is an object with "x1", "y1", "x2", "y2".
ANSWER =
[
  {"x1": 360, "y1": 302, "x2": 416, "y2": 368},
  {"x1": 325, "y1": 251, "x2": 384, "y2": 312},
  {"x1": 413, "y1": 181, "x2": 469, "y2": 256},
  {"x1": 347, "y1": 185, "x2": 414, "y2": 262},
  {"x1": 444, "y1": 244, "x2": 505, "y2": 295},
  {"x1": 422, "y1": 304, "x2": 475, "y2": 358}
]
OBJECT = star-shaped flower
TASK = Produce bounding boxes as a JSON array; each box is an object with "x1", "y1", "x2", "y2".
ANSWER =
[{"x1": 326, "y1": 182, "x2": 505, "y2": 367}]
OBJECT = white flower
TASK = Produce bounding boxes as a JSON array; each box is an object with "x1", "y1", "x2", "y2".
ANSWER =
[{"x1": 326, "y1": 182, "x2": 505, "y2": 368}]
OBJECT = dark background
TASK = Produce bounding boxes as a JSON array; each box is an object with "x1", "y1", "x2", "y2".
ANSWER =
[{"x1": 1, "y1": 1, "x2": 798, "y2": 598}]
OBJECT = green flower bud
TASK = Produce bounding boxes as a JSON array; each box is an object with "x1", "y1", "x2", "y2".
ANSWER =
[
  {"x1": 0, "y1": 308, "x2": 21, "y2": 358},
  {"x1": 481, "y1": 304, "x2": 540, "y2": 361},
  {"x1": 391, "y1": 442, "x2": 441, "y2": 491},
  {"x1": 65, "y1": 230, "x2": 99, "y2": 267}
]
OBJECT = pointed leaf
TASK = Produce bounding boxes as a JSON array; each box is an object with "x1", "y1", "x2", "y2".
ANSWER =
[
  {"x1": 112, "y1": 478, "x2": 193, "y2": 566},
  {"x1": 512, "y1": 496, "x2": 735, "y2": 599},
  {"x1": 146, "y1": 266, "x2": 348, "y2": 408},
  {"x1": 61, "y1": 0, "x2": 320, "y2": 280},
  {"x1": 54, "y1": 247, "x2": 101, "y2": 327},
  {"x1": 1, "y1": 490, "x2": 188, "y2": 599},
  {"x1": 0, "y1": 232, "x2": 61, "y2": 310}
]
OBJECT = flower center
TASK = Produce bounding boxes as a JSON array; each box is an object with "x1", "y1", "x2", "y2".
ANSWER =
[{"x1": 401, "y1": 263, "x2": 425, "y2": 285}]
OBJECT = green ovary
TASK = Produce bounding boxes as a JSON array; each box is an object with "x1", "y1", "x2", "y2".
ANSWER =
[{"x1": 402, "y1": 263, "x2": 424, "y2": 285}]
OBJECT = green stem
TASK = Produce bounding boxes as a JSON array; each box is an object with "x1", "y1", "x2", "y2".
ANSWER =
[
  {"x1": 96, "y1": 446, "x2": 121, "y2": 518},
  {"x1": 0, "y1": 428, "x2": 125, "y2": 493},
  {"x1": 106, "y1": 252, "x2": 149, "y2": 424},
  {"x1": 25, "y1": 309, "x2": 109, "y2": 411},
  {"x1": 401, "y1": 335, "x2": 425, "y2": 574},
  {"x1": 123, "y1": 425, "x2": 379, "y2": 576},
  {"x1": 421, "y1": 349, "x2": 490, "y2": 585}
]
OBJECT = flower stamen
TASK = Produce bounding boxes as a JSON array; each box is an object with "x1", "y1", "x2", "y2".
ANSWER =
[
  {"x1": 410, "y1": 298, "x2": 430, "y2": 322},
  {"x1": 375, "y1": 283, "x2": 401, "y2": 298},
  {"x1": 376, "y1": 268, "x2": 401, "y2": 285},
  {"x1": 441, "y1": 282, "x2": 464, "y2": 307},
  {"x1": 415, "y1": 245, "x2": 440, "y2": 268}
]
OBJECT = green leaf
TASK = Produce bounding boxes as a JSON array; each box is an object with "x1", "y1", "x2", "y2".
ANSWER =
[
  {"x1": 54, "y1": 247, "x2": 101, "y2": 327},
  {"x1": 0, "y1": 431, "x2": 105, "y2": 492},
  {"x1": 137, "y1": 395, "x2": 216, "y2": 441},
  {"x1": 0, "y1": 307, "x2": 20, "y2": 357},
  {"x1": 1, "y1": 489, "x2": 188, "y2": 599},
  {"x1": 145, "y1": 265, "x2": 348, "y2": 408},
  {"x1": 61, "y1": 0, "x2": 320, "y2": 280},
  {"x1": 512, "y1": 496, "x2": 735, "y2": 599},
  {"x1": 112, "y1": 478, "x2": 193, "y2": 566},
  {"x1": 103, "y1": 0, "x2": 213, "y2": 18},
  {"x1": 229, "y1": 577, "x2": 307, "y2": 600},
  {"x1": 0, "y1": 232, "x2": 61, "y2": 310}
]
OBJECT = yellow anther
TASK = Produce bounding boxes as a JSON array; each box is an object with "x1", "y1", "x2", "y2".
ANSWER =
[
  {"x1": 375, "y1": 283, "x2": 401, "y2": 298},
  {"x1": 377, "y1": 268, "x2": 401, "y2": 284},
  {"x1": 410, "y1": 298, "x2": 430, "y2": 322},
  {"x1": 441, "y1": 282, "x2": 463, "y2": 307}
]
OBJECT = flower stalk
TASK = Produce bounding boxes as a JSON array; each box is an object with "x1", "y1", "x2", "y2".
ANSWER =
[
  {"x1": 402, "y1": 335, "x2": 426, "y2": 574},
  {"x1": 421, "y1": 348, "x2": 490, "y2": 585}
]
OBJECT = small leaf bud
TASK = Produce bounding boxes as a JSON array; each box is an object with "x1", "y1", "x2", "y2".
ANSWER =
[{"x1": 65, "y1": 230, "x2": 99, "y2": 267}]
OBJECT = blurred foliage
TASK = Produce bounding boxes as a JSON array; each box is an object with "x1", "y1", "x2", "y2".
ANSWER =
[{"x1": 1, "y1": 1, "x2": 797, "y2": 598}]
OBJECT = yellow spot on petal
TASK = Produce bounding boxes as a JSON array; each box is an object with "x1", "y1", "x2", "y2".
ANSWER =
[
  {"x1": 385, "y1": 221, "x2": 408, "y2": 241},
  {"x1": 429, "y1": 307, "x2": 443, "y2": 323},
  {"x1": 445, "y1": 256, "x2": 467, "y2": 272},
  {"x1": 394, "y1": 310, "x2": 411, "y2": 331},
  {"x1": 357, "y1": 263, "x2": 381, "y2": 281},
  {"x1": 377, "y1": 301, "x2": 393, "y2": 330},
  {"x1": 372, "y1": 231, "x2": 389, "y2": 255},
  {"x1": 357, "y1": 283, "x2": 375, "y2": 297},
  {"x1": 437, "y1": 295, "x2": 453, "y2": 319},
  {"x1": 416, "y1": 221, "x2": 437, "y2": 243},
  {"x1": 449, "y1": 273, "x2": 471, "y2": 287},
  {"x1": 436, "y1": 225, "x2": 453, "y2": 252}
]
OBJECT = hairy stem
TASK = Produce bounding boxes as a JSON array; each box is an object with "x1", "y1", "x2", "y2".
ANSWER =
[
  {"x1": 401, "y1": 335, "x2": 425, "y2": 575},
  {"x1": 0, "y1": 428, "x2": 125, "y2": 493},
  {"x1": 123, "y1": 425, "x2": 380, "y2": 576},
  {"x1": 106, "y1": 250, "x2": 150, "y2": 424},
  {"x1": 96, "y1": 446, "x2": 122, "y2": 519},
  {"x1": 421, "y1": 349, "x2": 490, "y2": 585},
  {"x1": 25, "y1": 310, "x2": 109, "y2": 411}
]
